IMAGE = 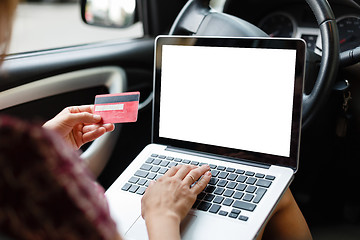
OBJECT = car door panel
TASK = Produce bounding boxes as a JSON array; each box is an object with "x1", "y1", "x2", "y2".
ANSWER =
[
  {"x1": 0, "y1": 66, "x2": 129, "y2": 177},
  {"x1": 0, "y1": 38, "x2": 155, "y2": 185},
  {"x1": 0, "y1": 38, "x2": 154, "y2": 91}
]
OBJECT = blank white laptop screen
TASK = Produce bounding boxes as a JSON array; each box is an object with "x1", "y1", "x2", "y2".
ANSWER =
[{"x1": 159, "y1": 45, "x2": 297, "y2": 158}]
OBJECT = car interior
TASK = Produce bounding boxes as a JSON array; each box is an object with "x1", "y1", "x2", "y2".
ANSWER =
[{"x1": 1, "y1": 0, "x2": 360, "y2": 239}]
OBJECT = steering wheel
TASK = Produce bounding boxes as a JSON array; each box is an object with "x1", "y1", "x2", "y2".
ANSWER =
[{"x1": 169, "y1": 0, "x2": 339, "y2": 129}]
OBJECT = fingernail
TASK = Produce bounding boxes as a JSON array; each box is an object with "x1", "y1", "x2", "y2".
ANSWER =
[
  {"x1": 93, "y1": 115, "x2": 101, "y2": 121},
  {"x1": 202, "y1": 164, "x2": 210, "y2": 169},
  {"x1": 104, "y1": 123, "x2": 115, "y2": 132}
]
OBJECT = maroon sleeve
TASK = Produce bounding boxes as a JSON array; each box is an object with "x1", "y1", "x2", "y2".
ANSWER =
[{"x1": 0, "y1": 115, "x2": 119, "y2": 240}]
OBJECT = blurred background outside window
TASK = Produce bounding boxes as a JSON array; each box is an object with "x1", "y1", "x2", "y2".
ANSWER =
[{"x1": 9, "y1": 0, "x2": 144, "y2": 54}]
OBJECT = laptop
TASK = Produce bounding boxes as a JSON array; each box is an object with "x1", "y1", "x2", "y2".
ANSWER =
[{"x1": 105, "y1": 35, "x2": 306, "y2": 240}]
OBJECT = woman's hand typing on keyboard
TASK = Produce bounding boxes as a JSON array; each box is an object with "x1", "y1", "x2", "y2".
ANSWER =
[{"x1": 141, "y1": 164, "x2": 211, "y2": 240}]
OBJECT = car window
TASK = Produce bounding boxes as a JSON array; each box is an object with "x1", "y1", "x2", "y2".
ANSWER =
[
  {"x1": 210, "y1": 0, "x2": 226, "y2": 12},
  {"x1": 9, "y1": 0, "x2": 143, "y2": 54}
]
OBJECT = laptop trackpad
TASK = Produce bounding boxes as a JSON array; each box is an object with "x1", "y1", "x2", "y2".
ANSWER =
[
  {"x1": 180, "y1": 214, "x2": 198, "y2": 239},
  {"x1": 125, "y1": 213, "x2": 198, "y2": 240},
  {"x1": 125, "y1": 216, "x2": 148, "y2": 240}
]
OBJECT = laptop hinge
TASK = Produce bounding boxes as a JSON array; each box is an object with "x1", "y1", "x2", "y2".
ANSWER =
[{"x1": 166, "y1": 146, "x2": 271, "y2": 169}]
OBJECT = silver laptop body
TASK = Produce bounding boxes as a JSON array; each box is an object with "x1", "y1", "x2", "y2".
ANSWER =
[{"x1": 105, "y1": 36, "x2": 306, "y2": 240}]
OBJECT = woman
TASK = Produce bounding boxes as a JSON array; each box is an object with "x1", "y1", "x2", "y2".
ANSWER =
[
  {"x1": 0, "y1": 2, "x2": 211, "y2": 239},
  {"x1": 0, "y1": 1, "x2": 311, "y2": 239}
]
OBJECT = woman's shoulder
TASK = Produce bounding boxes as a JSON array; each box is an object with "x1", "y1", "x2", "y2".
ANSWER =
[{"x1": 0, "y1": 115, "x2": 118, "y2": 240}]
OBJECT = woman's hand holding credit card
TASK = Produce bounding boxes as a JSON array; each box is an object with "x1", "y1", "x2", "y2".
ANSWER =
[{"x1": 94, "y1": 92, "x2": 140, "y2": 124}]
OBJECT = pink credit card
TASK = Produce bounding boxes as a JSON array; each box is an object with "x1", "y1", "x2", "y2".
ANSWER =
[{"x1": 94, "y1": 92, "x2": 140, "y2": 123}]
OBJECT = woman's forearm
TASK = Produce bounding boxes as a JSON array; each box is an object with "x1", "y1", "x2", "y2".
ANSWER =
[{"x1": 145, "y1": 214, "x2": 181, "y2": 240}]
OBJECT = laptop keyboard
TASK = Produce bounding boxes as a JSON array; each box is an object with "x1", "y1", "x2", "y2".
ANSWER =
[{"x1": 121, "y1": 153, "x2": 275, "y2": 222}]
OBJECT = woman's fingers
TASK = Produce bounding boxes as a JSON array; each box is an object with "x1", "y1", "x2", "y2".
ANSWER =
[
  {"x1": 82, "y1": 123, "x2": 115, "y2": 133},
  {"x1": 66, "y1": 105, "x2": 94, "y2": 114},
  {"x1": 182, "y1": 165, "x2": 210, "y2": 186},
  {"x1": 163, "y1": 165, "x2": 182, "y2": 178},
  {"x1": 191, "y1": 171, "x2": 211, "y2": 194},
  {"x1": 159, "y1": 164, "x2": 211, "y2": 194},
  {"x1": 173, "y1": 164, "x2": 197, "y2": 180},
  {"x1": 82, "y1": 127, "x2": 107, "y2": 144}
]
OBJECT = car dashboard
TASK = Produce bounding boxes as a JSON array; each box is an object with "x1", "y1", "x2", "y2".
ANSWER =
[{"x1": 224, "y1": 0, "x2": 360, "y2": 55}]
